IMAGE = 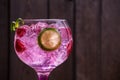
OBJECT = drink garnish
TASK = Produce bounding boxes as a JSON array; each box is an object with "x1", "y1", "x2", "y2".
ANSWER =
[
  {"x1": 11, "y1": 18, "x2": 24, "y2": 31},
  {"x1": 15, "y1": 39, "x2": 26, "y2": 53},
  {"x1": 38, "y1": 28, "x2": 61, "y2": 51},
  {"x1": 16, "y1": 28, "x2": 26, "y2": 37}
]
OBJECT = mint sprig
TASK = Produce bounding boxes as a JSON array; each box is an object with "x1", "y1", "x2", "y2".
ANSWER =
[{"x1": 10, "y1": 18, "x2": 24, "y2": 31}]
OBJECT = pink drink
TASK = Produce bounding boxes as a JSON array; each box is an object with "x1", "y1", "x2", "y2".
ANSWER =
[{"x1": 14, "y1": 21, "x2": 73, "y2": 73}]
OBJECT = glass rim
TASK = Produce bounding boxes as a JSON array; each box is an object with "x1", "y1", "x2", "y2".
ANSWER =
[{"x1": 23, "y1": 19, "x2": 66, "y2": 22}]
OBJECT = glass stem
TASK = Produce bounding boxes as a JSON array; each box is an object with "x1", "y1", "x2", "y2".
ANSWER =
[{"x1": 37, "y1": 72, "x2": 50, "y2": 80}]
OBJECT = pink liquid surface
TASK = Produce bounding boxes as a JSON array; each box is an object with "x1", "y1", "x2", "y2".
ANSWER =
[{"x1": 14, "y1": 21, "x2": 73, "y2": 72}]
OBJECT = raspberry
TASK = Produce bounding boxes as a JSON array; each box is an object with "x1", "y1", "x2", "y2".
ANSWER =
[
  {"x1": 16, "y1": 28, "x2": 26, "y2": 37},
  {"x1": 15, "y1": 39, "x2": 26, "y2": 53},
  {"x1": 67, "y1": 40, "x2": 73, "y2": 56}
]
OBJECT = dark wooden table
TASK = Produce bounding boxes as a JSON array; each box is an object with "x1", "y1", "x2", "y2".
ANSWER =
[{"x1": 1, "y1": 0, "x2": 120, "y2": 80}]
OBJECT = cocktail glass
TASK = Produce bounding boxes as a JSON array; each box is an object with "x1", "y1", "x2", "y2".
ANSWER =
[{"x1": 12, "y1": 19, "x2": 73, "y2": 80}]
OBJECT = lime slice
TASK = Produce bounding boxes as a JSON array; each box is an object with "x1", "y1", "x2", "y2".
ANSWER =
[{"x1": 38, "y1": 28, "x2": 61, "y2": 51}]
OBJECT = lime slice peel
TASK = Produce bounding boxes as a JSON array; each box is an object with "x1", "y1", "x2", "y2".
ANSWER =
[{"x1": 38, "y1": 28, "x2": 61, "y2": 51}]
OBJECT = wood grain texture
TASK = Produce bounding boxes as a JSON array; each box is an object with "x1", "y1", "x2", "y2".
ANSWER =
[
  {"x1": 49, "y1": 0, "x2": 74, "y2": 80},
  {"x1": 0, "y1": 0, "x2": 9, "y2": 80},
  {"x1": 10, "y1": 0, "x2": 47, "y2": 80},
  {"x1": 11, "y1": 0, "x2": 47, "y2": 19},
  {"x1": 102, "y1": 0, "x2": 120, "y2": 80},
  {"x1": 76, "y1": 0, "x2": 102, "y2": 80}
]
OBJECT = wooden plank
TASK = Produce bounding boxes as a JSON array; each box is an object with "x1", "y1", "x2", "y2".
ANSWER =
[
  {"x1": 76, "y1": 0, "x2": 102, "y2": 80},
  {"x1": 49, "y1": 0, "x2": 74, "y2": 80},
  {"x1": 102, "y1": 0, "x2": 120, "y2": 80},
  {"x1": 0, "y1": 0, "x2": 9, "y2": 80},
  {"x1": 10, "y1": 0, "x2": 47, "y2": 19},
  {"x1": 10, "y1": 0, "x2": 47, "y2": 80}
]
